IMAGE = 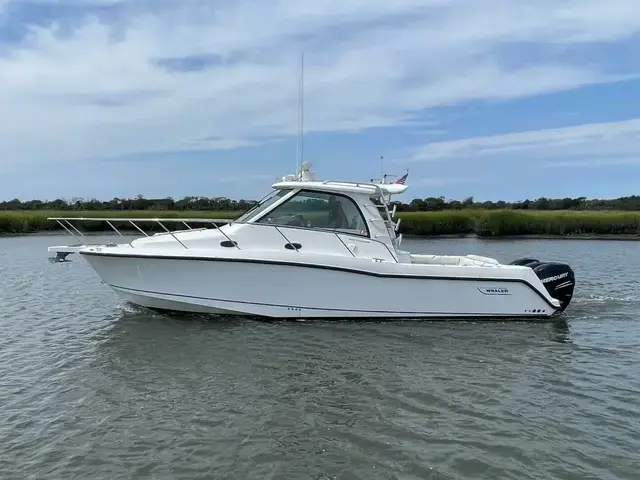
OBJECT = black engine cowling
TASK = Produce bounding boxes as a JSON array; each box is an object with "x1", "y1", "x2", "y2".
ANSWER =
[{"x1": 509, "y1": 258, "x2": 576, "y2": 311}]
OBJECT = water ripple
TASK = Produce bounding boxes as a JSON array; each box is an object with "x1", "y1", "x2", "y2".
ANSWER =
[{"x1": 0, "y1": 235, "x2": 639, "y2": 479}]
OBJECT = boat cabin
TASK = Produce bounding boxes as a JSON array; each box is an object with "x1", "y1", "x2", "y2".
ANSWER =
[
  {"x1": 231, "y1": 179, "x2": 406, "y2": 251},
  {"x1": 123, "y1": 165, "x2": 410, "y2": 263}
]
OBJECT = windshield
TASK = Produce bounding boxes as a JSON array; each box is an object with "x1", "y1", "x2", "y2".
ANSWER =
[
  {"x1": 256, "y1": 190, "x2": 369, "y2": 236},
  {"x1": 233, "y1": 188, "x2": 293, "y2": 223}
]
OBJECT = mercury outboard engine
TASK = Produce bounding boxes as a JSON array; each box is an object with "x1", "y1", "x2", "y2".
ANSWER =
[{"x1": 509, "y1": 258, "x2": 576, "y2": 311}]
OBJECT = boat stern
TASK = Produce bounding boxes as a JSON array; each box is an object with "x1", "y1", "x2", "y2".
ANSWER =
[{"x1": 510, "y1": 258, "x2": 576, "y2": 312}]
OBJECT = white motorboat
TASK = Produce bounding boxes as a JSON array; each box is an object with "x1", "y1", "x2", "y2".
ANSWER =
[{"x1": 47, "y1": 162, "x2": 576, "y2": 319}]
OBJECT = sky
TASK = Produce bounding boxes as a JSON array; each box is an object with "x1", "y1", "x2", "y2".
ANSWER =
[{"x1": 1, "y1": 0, "x2": 640, "y2": 203}]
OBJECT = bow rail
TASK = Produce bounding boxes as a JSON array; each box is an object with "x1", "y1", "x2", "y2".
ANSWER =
[
  {"x1": 46, "y1": 215, "x2": 397, "y2": 263},
  {"x1": 47, "y1": 216, "x2": 234, "y2": 260}
]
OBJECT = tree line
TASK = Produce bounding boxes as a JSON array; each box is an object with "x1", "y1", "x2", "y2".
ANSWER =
[
  {"x1": 2, "y1": 194, "x2": 640, "y2": 212},
  {"x1": 398, "y1": 195, "x2": 640, "y2": 212}
]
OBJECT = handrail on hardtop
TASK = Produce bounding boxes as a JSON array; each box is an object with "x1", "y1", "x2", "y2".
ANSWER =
[
  {"x1": 320, "y1": 180, "x2": 391, "y2": 193},
  {"x1": 321, "y1": 180, "x2": 374, "y2": 187}
]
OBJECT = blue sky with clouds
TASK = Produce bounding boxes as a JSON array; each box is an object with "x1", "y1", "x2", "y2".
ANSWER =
[{"x1": 1, "y1": 0, "x2": 640, "y2": 203}]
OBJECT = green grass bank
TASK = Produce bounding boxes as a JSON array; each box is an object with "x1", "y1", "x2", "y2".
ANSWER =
[
  {"x1": 2, "y1": 209, "x2": 640, "y2": 238},
  {"x1": 0, "y1": 210, "x2": 241, "y2": 236}
]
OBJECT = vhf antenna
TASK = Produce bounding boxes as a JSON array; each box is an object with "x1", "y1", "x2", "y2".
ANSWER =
[{"x1": 295, "y1": 52, "x2": 305, "y2": 178}]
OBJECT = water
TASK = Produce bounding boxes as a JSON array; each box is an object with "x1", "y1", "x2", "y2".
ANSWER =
[{"x1": 1, "y1": 234, "x2": 639, "y2": 479}]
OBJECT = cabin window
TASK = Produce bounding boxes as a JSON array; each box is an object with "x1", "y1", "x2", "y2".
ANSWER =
[{"x1": 256, "y1": 190, "x2": 369, "y2": 236}]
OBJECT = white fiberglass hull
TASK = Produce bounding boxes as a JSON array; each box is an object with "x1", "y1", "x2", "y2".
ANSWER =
[{"x1": 79, "y1": 248, "x2": 565, "y2": 319}]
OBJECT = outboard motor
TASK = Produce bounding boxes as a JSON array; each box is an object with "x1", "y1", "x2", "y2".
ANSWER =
[{"x1": 509, "y1": 258, "x2": 576, "y2": 311}]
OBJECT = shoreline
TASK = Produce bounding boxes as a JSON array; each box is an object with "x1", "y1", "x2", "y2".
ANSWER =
[
  {"x1": 3, "y1": 209, "x2": 640, "y2": 239},
  {"x1": 404, "y1": 233, "x2": 640, "y2": 240}
]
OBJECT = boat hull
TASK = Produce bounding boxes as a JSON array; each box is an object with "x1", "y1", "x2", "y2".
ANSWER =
[{"x1": 80, "y1": 250, "x2": 562, "y2": 319}]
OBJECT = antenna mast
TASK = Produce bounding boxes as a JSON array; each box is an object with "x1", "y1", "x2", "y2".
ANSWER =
[
  {"x1": 295, "y1": 52, "x2": 305, "y2": 178},
  {"x1": 301, "y1": 52, "x2": 304, "y2": 172}
]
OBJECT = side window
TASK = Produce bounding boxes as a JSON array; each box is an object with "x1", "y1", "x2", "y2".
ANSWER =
[{"x1": 256, "y1": 191, "x2": 369, "y2": 236}]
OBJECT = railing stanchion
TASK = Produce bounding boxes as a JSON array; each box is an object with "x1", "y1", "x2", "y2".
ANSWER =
[
  {"x1": 105, "y1": 220, "x2": 124, "y2": 237},
  {"x1": 210, "y1": 220, "x2": 241, "y2": 250},
  {"x1": 334, "y1": 233, "x2": 356, "y2": 257},
  {"x1": 63, "y1": 219, "x2": 86, "y2": 239},
  {"x1": 128, "y1": 221, "x2": 149, "y2": 237},
  {"x1": 57, "y1": 220, "x2": 83, "y2": 243},
  {"x1": 274, "y1": 226, "x2": 298, "y2": 251},
  {"x1": 156, "y1": 221, "x2": 189, "y2": 249}
]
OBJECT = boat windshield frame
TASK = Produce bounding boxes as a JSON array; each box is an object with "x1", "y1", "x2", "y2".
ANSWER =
[
  {"x1": 232, "y1": 188, "x2": 295, "y2": 224},
  {"x1": 250, "y1": 188, "x2": 372, "y2": 238}
]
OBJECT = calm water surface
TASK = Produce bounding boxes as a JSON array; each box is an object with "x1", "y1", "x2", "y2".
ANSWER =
[{"x1": 1, "y1": 234, "x2": 639, "y2": 479}]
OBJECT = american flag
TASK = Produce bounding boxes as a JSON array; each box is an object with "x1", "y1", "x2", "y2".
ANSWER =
[{"x1": 393, "y1": 171, "x2": 408, "y2": 185}]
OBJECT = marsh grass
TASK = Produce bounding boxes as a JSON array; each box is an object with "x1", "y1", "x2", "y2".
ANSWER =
[
  {"x1": 0, "y1": 210, "x2": 242, "y2": 235},
  {"x1": 2, "y1": 209, "x2": 640, "y2": 237},
  {"x1": 397, "y1": 210, "x2": 640, "y2": 236}
]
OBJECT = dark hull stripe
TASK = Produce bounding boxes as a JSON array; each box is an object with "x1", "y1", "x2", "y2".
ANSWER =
[
  {"x1": 81, "y1": 250, "x2": 559, "y2": 309},
  {"x1": 110, "y1": 284, "x2": 558, "y2": 319}
]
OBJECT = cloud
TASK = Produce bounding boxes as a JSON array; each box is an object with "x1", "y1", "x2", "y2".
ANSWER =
[
  {"x1": 406, "y1": 118, "x2": 640, "y2": 165},
  {"x1": 1, "y1": 0, "x2": 640, "y2": 172}
]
